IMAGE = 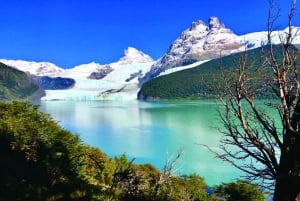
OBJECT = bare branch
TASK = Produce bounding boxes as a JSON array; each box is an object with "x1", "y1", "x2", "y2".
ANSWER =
[{"x1": 203, "y1": 1, "x2": 300, "y2": 199}]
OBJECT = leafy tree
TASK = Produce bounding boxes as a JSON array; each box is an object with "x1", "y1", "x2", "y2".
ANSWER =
[
  {"x1": 156, "y1": 174, "x2": 210, "y2": 201},
  {"x1": 0, "y1": 101, "x2": 106, "y2": 200},
  {"x1": 208, "y1": 1, "x2": 300, "y2": 200},
  {"x1": 214, "y1": 180, "x2": 265, "y2": 201}
]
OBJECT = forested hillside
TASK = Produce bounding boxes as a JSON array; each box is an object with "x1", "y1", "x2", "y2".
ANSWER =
[
  {"x1": 0, "y1": 62, "x2": 42, "y2": 100},
  {"x1": 138, "y1": 45, "x2": 287, "y2": 100}
]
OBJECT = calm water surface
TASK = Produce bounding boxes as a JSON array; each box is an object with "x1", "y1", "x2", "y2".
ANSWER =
[{"x1": 40, "y1": 100, "x2": 243, "y2": 185}]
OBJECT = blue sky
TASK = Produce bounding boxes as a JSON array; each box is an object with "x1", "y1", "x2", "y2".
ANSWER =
[{"x1": 0, "y1": 0, "x2": 298, "y2": 68}]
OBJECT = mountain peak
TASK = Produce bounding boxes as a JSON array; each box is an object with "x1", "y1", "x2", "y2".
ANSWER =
[
  {"x1": 190, "y1": 20, "x2": 207, "y2": 31},
  {"x1": 208, "y1": 16, "x2": 224, "y2": 29},
  {"x1": 141, "y1": 17, "x2": 243, "y2": 82},
  {"x1": 160, "y1": 16, "x2": 240, "y2": 66},
  {"x1": 118, "y1": 47, "x2": 154, "y2": 64},
  {"x1": 124, "y1": 47, "x2": 140, "y2": 55}
]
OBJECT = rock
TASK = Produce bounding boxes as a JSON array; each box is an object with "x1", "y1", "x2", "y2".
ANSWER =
[{"x1": 87, "y1": 65, "x2": 113, "y2": 79}]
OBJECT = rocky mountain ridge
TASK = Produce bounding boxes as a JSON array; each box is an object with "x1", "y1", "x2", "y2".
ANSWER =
[
  {"x1": 141, "y1": 17, "x2": 300, "y2": 83},
  {"x1": 140, "y1": 17, "x2": 245, "y2": 82}
]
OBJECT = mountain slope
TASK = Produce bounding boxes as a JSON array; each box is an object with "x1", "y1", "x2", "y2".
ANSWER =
[
  {"x1": 0, "y1": 62, "x2": 44, "y2": 100},
  {"x1": 138, "y1": 45, "x2": 288, "y2": 100}
]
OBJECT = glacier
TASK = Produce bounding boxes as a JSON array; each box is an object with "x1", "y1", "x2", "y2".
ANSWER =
[
  {"x1": 42, "y1": 62, "x2": 155, "y2": 101},
  {"x1": 42, "y1": 47, "x2": 155, "y2": 101}
]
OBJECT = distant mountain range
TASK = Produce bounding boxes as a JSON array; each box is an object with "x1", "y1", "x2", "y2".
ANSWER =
[{"x1": 0, "y1": 17, "x2": 299, "y2": 101}]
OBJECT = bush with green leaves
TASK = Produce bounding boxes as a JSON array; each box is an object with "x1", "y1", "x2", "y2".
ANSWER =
[
  {"x1": 214, "y1": 180, "x2": 266, "y2": 201},
  {"x1": 0, "y1": 101, "x2": 106, "y2": 200}
]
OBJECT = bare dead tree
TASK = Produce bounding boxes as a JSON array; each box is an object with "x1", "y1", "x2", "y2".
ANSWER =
[
  {"x1": 152, "y1": 149, "x2": 183, "y2": 197},
  {"x1": 209, "y1": 1, "x2": 300, "y2": 200}
]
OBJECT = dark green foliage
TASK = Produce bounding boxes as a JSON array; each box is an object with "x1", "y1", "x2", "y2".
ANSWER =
[
  {"x1": 0, "y1": 101, "x2": 106, "y2": 200},
  {"x1": 0, "y1": 101, "x2": 265, "y2": 200},
  {"x1": 138, "y1": 45, "x2": 293, "y2": 100},
  {"x1": 156, "y1": 174, "x2": 210, "y2": 201},
  {"x1": 0, "y1": 63, "x2": 41, "y2": 100},
  {"x1": 214, "y1": 180, "x2": 266, "y2": 201},
  {"x1": 139, "y1": 68, "x2": 209, "y2": 100}
]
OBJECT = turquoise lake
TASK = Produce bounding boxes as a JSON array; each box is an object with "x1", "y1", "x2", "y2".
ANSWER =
[{"x1": 40, "y1": 100, "x2": 244, "y2": 186}]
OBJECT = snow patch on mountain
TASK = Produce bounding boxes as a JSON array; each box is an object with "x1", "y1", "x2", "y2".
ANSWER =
[
  {"x1": 59, "y1": 62, "x2": 102, "y2": 78},
  {"x1": 159, "y1": 60, "x2": 210, "y2": 76},
  {"x1": 239, "y1": 26, "x2": 300, "y2": 49}
]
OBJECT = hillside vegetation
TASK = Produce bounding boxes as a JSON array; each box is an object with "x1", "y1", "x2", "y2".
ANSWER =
[
  {"x1": 0, "y1": 101, "x2": 265, "y2": 201},
  {"x1": 138, "y1": 46, "x2": 286, "y2": 100},
  {"x1": 0, "y1": 62, "x2": 42, "y2": 100}
]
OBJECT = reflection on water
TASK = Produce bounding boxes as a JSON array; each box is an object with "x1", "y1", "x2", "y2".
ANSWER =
[{"x1": 40, "y1": 100, "x2": 242, "y2": 185}]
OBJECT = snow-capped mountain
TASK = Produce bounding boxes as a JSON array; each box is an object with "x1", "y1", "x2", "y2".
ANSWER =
[
  {"x1": 1, "y1": 17, "x2": 300, "y2": 101},
  {"x1": 0, "y1": 59, "x2": 65, "y2": 77},
  {"x1": 141, "y1": 17, "x2": 244, "y2": 82},
  {"x1": 141, "y1": 17, "x2": 300, "y2": 84}
]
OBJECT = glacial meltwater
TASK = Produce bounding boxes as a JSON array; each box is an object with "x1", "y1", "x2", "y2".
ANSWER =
[{"x1": 40, "y1": 100, "x2": 244, "y2": 186}]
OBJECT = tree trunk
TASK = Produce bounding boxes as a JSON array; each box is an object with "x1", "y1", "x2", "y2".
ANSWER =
[
  {"x1": 274, "y1": 176, "x2": 299, "y2": 201},
  {"x1": 274, "y1": 134, "x2": 300, "y2": 201}
]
